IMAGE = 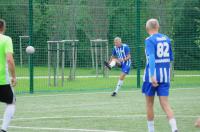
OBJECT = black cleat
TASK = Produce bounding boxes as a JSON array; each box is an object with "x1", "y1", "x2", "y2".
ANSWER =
[
  {"x1": 1, "y1": 129, "x2": 6, "y2": 132},
  {"x1": 174, "y1": 130, "x2": 178, "y2": 132},
  {"x1": 104, "y1": 61, "x2": 111, "y2": 70},
  {"x1": 111, "y1": 92, "x2": 117, "y2": 97}
]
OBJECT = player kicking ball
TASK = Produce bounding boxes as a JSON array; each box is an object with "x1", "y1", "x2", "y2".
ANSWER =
[
  {"x1": 104, "y1": 37, "x2": 131, "y2": 97},
  {"x1": 142, "y1": 19, "x2": 178, "y2": 132},
  {"x1": 0, "y1": 19, "x2": 16, "y2": 132}
]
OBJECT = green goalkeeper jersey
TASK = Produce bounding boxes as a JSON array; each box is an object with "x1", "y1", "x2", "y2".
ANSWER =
[{"x1": 0, "y1": 34, "x2": 13, "y2": 85}]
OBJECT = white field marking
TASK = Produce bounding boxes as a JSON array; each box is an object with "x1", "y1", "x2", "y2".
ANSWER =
[
  {"x1": 9, "y1": 126, "x2": 123, "y2": 132},
  {"x1": 16, "y1": 75, "x2": 122, "y2": 79},
  {"x1": 16, "y1": 74, "x2": 200, "y2": 80},
  {"x1": 13, "y1": 102, "x2": 128, "y2": 114},
  {"x1": 25, "y1": 102, "x2": 126, "y2": 110},
  {"x1": 7, "y1": 114, "x2": 200, "y2": 122},
  {"x1": 175, "y1": 74, "x2": 200, "y2": 77},
  {"x1": 18, "y1": 87, "x2": 200, "y2": 98},
  {"x1": 18, "y1": 90, "x2": 138, "y2": 98}
]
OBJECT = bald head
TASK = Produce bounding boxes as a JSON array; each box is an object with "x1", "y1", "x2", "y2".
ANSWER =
[{"x1": 146, "y1": 19, "x2": 159, "y2": 34}]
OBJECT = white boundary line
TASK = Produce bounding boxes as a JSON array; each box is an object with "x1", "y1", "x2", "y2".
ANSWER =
[
  {"x1": 18, "y1": 87, "x2": 200, "y2": 98},
  {"x1": 31, "y1": 102, "x2": 125, "y2": 109},
  {"x1": 10, "y1": 115, "x2": 199, "y2": 121},
  {"x1": 175, "y1": 75, "x2": 200, "y2": 77},
  {"x1": 9, "y1": 126, "x2": 122, "y2": 132},
  {"x1": 6, "y1": 115, "x2": 200, "y2": 132},
  {"x1": 16, "y1": 74, "x2": 200, "y2": 79}
]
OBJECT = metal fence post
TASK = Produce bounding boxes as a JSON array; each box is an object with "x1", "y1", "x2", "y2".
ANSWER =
[
  {"x1": 135, "y1": 0, "x2": 141, "y2": 88},
  {"x1": 29, "y1": 0, "x2": 34, "y2": 93}
]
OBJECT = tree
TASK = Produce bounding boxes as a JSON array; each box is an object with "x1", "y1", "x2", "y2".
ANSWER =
[{"x1": 173, "y1": 0, "x2": 200, "y2": 70}]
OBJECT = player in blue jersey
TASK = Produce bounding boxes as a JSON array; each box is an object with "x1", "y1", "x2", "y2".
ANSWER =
[
  {"x1": 142, "y1": 19, "x2": 178, "y2": 132},
  {"x1": 104, "y1": 37, "x2": 131, "y2": 96}
]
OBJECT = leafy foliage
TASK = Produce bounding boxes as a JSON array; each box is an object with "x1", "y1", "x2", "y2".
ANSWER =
[{"x1": 0, "y1": 0, "x2": 199, "y2": 69}]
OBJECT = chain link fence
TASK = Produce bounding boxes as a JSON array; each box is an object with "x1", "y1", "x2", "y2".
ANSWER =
[{"x1": 0, "y1": 0, "x2": 199, "y2": 93}]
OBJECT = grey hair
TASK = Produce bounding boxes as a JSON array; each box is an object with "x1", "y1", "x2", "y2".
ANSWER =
[
  {"x1": 114, "y1": 37, "x2": 121, "y2": 42},
  {"x1": 146, "y1": 18, "x2": 159, "y2": 30}
]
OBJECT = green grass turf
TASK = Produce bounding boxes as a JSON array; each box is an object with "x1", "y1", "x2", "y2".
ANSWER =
[
  {"x1": 16, "y1": 66, "x2": 200, "y2": 76},
  {"x1": 14, "y1": 66, "x2": 200, "y2": 93},
  {"x1": 0, "y1": 88, "x2": 200, "y2": 132}
]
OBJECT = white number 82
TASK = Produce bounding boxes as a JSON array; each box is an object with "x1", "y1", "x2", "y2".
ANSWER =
[{"x1": 157, "y1": 42, "x2": 169, "y2": 58}]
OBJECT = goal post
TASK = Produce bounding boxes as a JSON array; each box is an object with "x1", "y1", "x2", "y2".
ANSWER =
[
  {"x1": 90, "y1": 39, "x2": 109, "y2": 77},
  {"x1": 47, "y1": 40, "x2": 79, "y2": 87}
]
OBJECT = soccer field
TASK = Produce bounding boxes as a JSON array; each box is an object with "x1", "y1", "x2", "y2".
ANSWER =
[
  {"x1": 1, "y1": 0, "x2": 200, "y2": 132},
  {"x1": 15, "y1": 66, "x2": 200, "y2": 93},
  {"x1": 0, "y1": 88, "x2": 199, "y2": 132}
]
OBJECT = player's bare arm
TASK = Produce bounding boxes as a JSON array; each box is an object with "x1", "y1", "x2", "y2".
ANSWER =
[
  {"x1": 7, "y1": 53, "x2": 16, "y2": 87},
  {"x1": 151, "y1": 76, "x2": 158, "y2": 87},
  {"x1": 124, "y1": 53, "x2": 131, "y2": 61}
]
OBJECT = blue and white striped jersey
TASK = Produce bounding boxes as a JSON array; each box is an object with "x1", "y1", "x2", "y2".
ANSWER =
[
  {"x1": 112, "y1": 44, "x2": 131, "y2": 67},
  {"x1": 143, "y1": 33, "x2": 174, "y2": 83}
]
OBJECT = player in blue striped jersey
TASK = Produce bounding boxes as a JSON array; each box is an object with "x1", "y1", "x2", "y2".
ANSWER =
[
  {"x1": 142, "y1": 19, "x2": 178, "y2": 132},
  {"x1": 104, "y1": 37, "x2": 131, "y2": 96}
]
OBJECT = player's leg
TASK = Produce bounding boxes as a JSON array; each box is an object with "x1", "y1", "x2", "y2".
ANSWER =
[
  {"x1": 0, "y1": 85, "x2": 16, "y2": 132},
  {"x1": 159, "y1": 96, "x2": 178, "y2": 132},
  {"x1": 2, "y1": 104, "x2": 15, "y2": 132},
  {"x1": 111, "y1": 72, "x2": 126, "y2": 96},
  {"x1": 158, "y1": 84, "x2": 178, "y2": 132},
  {"x1": 104, "y1": 58, "x2": 120, "y2": 70},
  {"x1": 159, "y1": 96, "x2": 174, "y2": 119},
  {"x1": 111, "y1": 64, "x2": 130, "y2": 96},
  {"x1": 142, "y1": 82, "x2": 156, "y2": 132},
  {"x1": 146, "y1": 96, "x2": 155, "y2": 132}
]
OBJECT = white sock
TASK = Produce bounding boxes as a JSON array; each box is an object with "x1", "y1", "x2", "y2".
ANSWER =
[
  {"x1": 169, "y1": 118, "x2": 178, "y2": 132},
  {"x1": 147, "y1": 120, "x2": 155, "y2": 132},
  {"x1": 2, "y1": 104, "x2": 15, "y2": 131},
  {"x1": 109, "y1": 61, "x2": 116, "y2": 68},
  {"x1": 114, "y1": 80, "x2": 123, "y2": 93}
]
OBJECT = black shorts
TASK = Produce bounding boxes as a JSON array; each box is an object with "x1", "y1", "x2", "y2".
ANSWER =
[{"x1": 0, "y1": 84, "x2": 15, "y2": 104}]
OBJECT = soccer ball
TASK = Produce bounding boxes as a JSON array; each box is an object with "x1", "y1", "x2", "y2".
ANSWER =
[{"x1": 26, "y1": 46, "x2": 35, "y2": 54}]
